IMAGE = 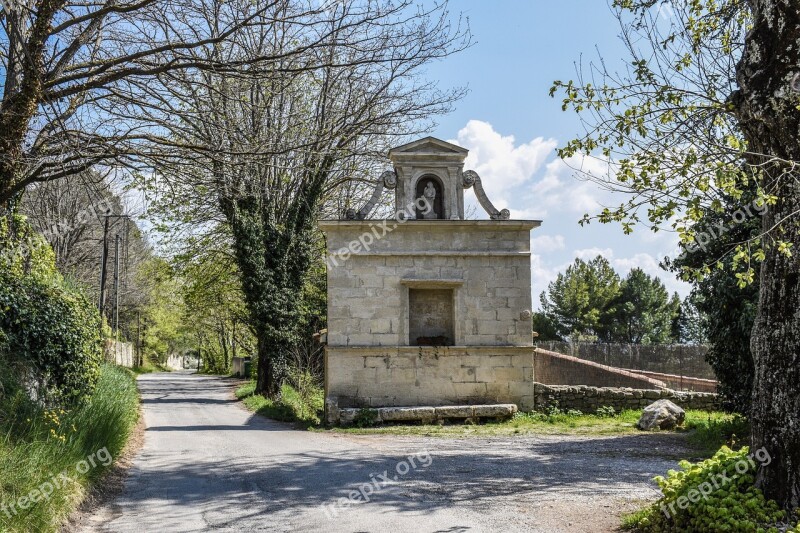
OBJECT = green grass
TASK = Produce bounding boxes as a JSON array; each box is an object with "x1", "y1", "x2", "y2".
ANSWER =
[
  {"x1": 131, "y1": 355, "x2": 171, "y2": 374},
  {"x1": 235, "y1": 377, "x2": 324, "y2": 427},
  {"x1": 0, "y1": 364, "x2": 140, "y2": 532},
  {"x1": 328, "y1": 408, "x2": 748, "y2": 450}
]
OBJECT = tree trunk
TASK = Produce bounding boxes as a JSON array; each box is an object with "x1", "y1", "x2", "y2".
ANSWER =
[{"x1": 734, "y1": 0, "x2": 800, "y2": 511}]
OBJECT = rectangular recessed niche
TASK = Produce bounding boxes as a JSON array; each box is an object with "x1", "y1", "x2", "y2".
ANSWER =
[{"x1": 409, "y1": 288, "x2": 454, "y2": 346}]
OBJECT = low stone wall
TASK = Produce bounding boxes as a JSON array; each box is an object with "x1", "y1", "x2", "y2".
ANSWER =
[
  {"x1": 534, "y1": 348, "x2": 667, "y2": 389},
  {"x1": 332, "y1": 404, "x2": 517, "y2": 425},
  {"x1": 325, "y1": 345, "x2": 535, "y2": 422},
  {"x1": 103, "y1": 339, "x2": 134, "y2": 368},
  {"x1": 532, "y1": 383, "x2": 719, "y2": 413}
]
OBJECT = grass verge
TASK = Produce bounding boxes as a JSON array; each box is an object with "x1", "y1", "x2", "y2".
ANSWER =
[
  {"x1": 0, "y1": 364, "x2": 139, "y2": 532},
  {"x1": 329, "y1": 407, "x2": 747, "y2": 449},
  {"x1": 235, "y1": 377, "x2": 324, "y2": 427}
]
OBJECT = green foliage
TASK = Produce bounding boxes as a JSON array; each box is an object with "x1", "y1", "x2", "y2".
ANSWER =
[
  {"x1": 596, "y1": 405, "x2": 617, "y2": 418},
  {"x1": 531, "y1": 311, "x2": 562, "y2": 341},
  {"x1": 0, "y1": 216, "x2": 103, "y2": 405},
  {"x1": 178, "y1": 244, "x2": 256, "y2": 375},
  {"x1": 623, "y1": 446, "x2": 797, "y2": 532},
  {"x1": 540, "y1": 257, "x2": 684, "y2": 343},
  {"x1": 353, "y1": 408, "x2": 380, "y2": 428},
  {"x1": 0, "y1": 364, "x2": 139, "y2": 532},
  {"x1": 137, "y1": 258, "x2": 192, "y2": 365},
  {"x1": 667, "y1": 184, "x2": 761, "y2": 414},
  {"x1": 0, "y1": 213, "x2": 59, "y2": 281},
  {"x1": 540, "y1": 256, "x2": 620, "y2": 339},
  {"x1": 235, "y1": 372, "x2": 324, "y2": 427},
  {"x1": 684, "y1": 412, "x2": 750, "y2": 455},
  {"x1": 607, "y1": 269, "x2": 681, "y2": 344},
  {"x1": 549, "y1": 1, "x2": 787, "y2": 285}
]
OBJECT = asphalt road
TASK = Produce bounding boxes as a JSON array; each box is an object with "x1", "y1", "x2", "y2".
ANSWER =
[{"x1": 80, "y1": 371, "x2": 685, "y2": 533}]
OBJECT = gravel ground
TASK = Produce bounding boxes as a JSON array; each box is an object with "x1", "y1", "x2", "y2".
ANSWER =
[{"x1": 76, "y1": 371, "x2": 692, "y2": 533}]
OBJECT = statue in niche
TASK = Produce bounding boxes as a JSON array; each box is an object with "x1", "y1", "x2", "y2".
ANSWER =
[{"x1": 416, "y1": 178, "x2": 443, "y2": 219}]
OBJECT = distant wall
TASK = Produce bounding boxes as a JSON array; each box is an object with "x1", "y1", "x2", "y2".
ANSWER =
[
  {"x1": 232, "y1": 357, "x2": 248, "y2": 377},
  {"x1": 535, "y1": 341, "x2": 715, "y2": 379},
  {"x1": 104, "y1": 339, "x2": 134, "y2": 368},
  {"x1": 534, "y1": 348, "x2": 667, "y2": 389},
  {"x1": 533, "y1": 383, "x2": 719, "y2": 413},
  {"x1": 621, "y1": 369, "x2": 718, "y2": 393}
]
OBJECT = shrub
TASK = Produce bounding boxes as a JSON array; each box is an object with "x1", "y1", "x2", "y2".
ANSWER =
[
  {"x1": 623, "y1": 446, "x2": 798, "y2": 532},
  {"x1": 596, "y1": 405, "x2": 617, "y2": 418},
  {"x1": 0, "y1": 214, "x2": 102, "y2": 406},
  {"x1": 353, "y1": 408, "x2": 379, "y2": 428},
  {"x1": 0, "y1": 270, "x2": 102, "y2": 405}
]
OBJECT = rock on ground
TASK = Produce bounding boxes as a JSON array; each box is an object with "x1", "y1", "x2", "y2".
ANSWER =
[{"x1": 637, "y1": 399, "x2": 686, "y2": 431}]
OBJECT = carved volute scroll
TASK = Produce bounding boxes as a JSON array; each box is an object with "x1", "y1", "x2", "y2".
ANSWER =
[
  {"x1": 344, "y1": 170, "x2": 397, "y2": 220},
  {"x1": 462, "y1": 170, "x2": 510, "y2": 220}
]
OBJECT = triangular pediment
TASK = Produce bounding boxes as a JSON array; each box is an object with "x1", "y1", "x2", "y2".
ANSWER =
[{"x1": 388, "y1": 136, "x2": 468, "y2": 156}]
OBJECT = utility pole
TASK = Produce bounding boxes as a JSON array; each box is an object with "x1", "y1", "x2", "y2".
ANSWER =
[
  {"x1": 136, "y1": 311, "x2": 142, "y2": 367},
  {"x1": 98, "y1": 216, "x2": 110, "y2": 320},
  {"x1": 113, "y1": 233, "x2": 120, "y2": 337},
  {"x1": 98, "y1": 214, "x2": 129, "y2": 331}
]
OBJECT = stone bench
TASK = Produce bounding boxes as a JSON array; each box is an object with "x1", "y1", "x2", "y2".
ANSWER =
[{"x1": 335, "y1": 404, "x2": 518, "y2": 426}]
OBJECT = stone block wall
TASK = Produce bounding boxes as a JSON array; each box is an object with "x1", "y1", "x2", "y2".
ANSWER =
[
  {"x1": 532, "y1": 383, "x2": 719, "y2": 413},
  {"x1": 320, "y1": 220, "x2": 536, "y2": 348},
  {"x1": 104, "y1": 339, "x2": 134, "y2": 368},
  {"x1": 325, "y1": 346, "x2": 536, "y2": 417}
]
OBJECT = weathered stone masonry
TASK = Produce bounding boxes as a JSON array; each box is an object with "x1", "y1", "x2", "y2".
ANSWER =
[
  {"x1": 533, "y1": 383, "x2": 719, "y2": 413},
  {"x1": 320, "y1": 137, "x2": 540, "y2": 422}
]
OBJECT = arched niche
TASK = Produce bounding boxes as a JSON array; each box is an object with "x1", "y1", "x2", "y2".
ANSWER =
[{"x1": 414, "y1": 174, "x2": 445, "y2": 219}]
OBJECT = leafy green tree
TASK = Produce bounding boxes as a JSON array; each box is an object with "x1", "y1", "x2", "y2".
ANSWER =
[
  {"x1": 606, "y1": 268, "x2": 678, "y2": 344},
  {"x1": 137, "y1": 259, "x2": 191, "y2": 365},
  {"x1": 531, "y1": 311, "x2": 562, "y2": 341},
  {"x1": 552, "y1": 0, "x2": 800, "y2": 506},
  {"x1": 671, "y1": 295, "x2": 708, "y2": 345},
  {"x1": 540, "y1": 256, "x2": 620, "y2": 340}
]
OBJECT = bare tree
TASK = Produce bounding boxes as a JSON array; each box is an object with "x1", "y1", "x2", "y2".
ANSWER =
[
  {"x1": 136, "y1": 0, "x2": 469, "y2": 395},
  {"x1": 0, "y1": 0, "x2": 390, "y2": 208}
]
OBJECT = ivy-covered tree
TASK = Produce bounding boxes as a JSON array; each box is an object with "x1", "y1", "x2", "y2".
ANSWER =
[
  {"x1": 552, "y1": 0, "x2": 800, "y2": 507},
  {"x1": 143, "y1": 1, "x2": 469, "y2": 397}
]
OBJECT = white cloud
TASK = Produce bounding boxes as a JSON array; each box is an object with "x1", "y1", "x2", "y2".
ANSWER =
[
  {"x1": 448, "y1": 120, "x2": 556, "y2": 218},
  {"x1": 612, "y1": 252, "x2": 661, "y2": 276},
  {"x1": 532, "y1": 155, "x2": 616, "y2": 216},
  {"x1": 531, "y1": 234, "x2": 566, "y2": 253},
  {"x1": 574, "y1": 247, "x2": 614, "y2": 260}
]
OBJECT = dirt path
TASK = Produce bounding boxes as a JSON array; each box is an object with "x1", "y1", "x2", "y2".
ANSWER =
[{"x1": 77, "y1": 371, "x2": 687, "y2": 532}]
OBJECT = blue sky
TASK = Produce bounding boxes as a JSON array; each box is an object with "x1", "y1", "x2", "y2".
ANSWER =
[{"x1": 423, "y1": 0, "x2": 690, "y2": 305}]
